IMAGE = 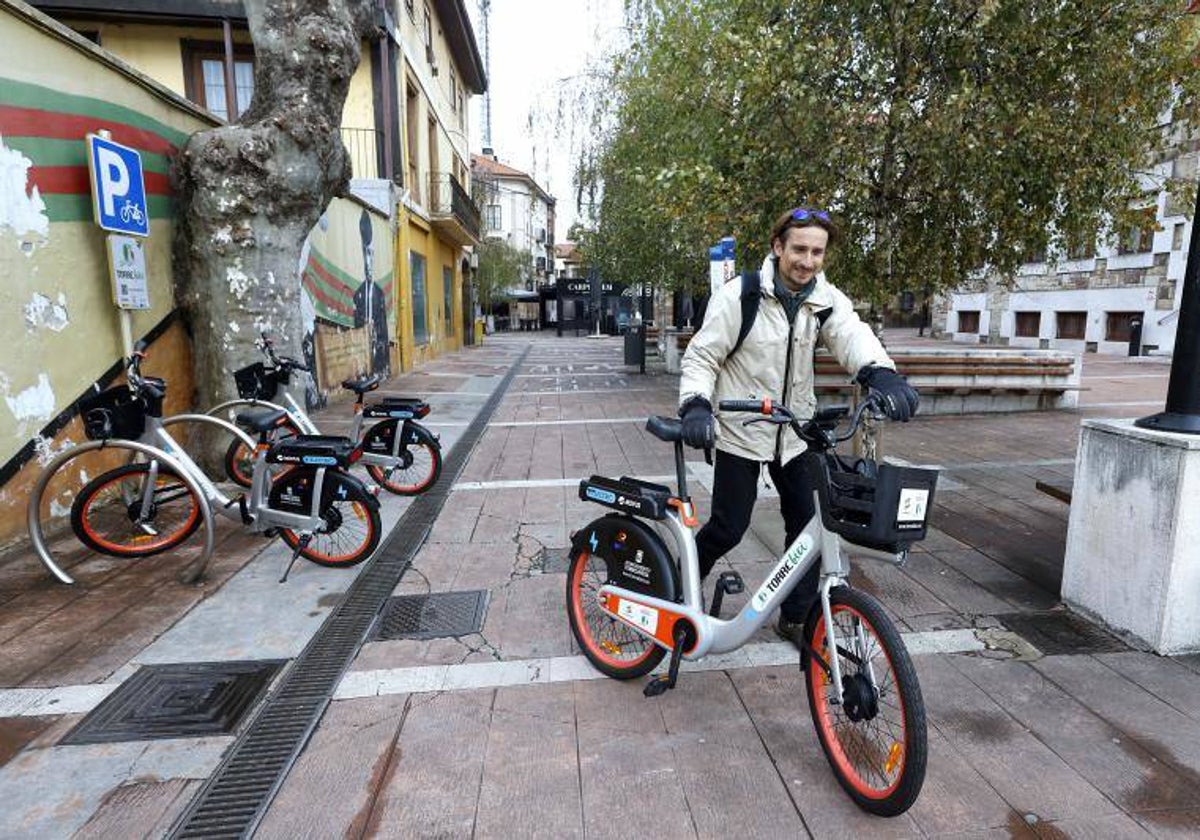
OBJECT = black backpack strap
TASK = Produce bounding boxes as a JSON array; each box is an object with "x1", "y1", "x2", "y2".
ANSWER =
[{"x1": 730, "y1": 271, "x2": 761, "y2": 357}]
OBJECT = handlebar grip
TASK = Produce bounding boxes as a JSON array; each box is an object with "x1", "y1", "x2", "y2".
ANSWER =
[
  {"x1": 718, "y1": 398, "x2": 771, "y2": 414},
  {"x1": 279, "y1": 356, "x2": 310, "y2": 372}
]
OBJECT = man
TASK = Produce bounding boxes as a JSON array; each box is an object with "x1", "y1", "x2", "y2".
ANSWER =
[{"x1": 678, "y1": 207, "x2": 919, "y2": 649}]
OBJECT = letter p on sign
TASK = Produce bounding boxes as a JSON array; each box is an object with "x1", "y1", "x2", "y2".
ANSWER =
[
  {"x1": 96, "y1": 147, "x2": 129, "y2": 217},
  {"x1": 86, "y1": 133, "x2": 149, "y2": 237}
]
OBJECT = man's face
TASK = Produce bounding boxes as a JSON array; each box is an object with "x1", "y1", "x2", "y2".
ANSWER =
[{"x1": 772, "y1": 225, "x2": 828, "y2": 289}]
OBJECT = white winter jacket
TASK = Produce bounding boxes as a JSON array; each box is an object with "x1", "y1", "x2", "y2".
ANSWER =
[{"x1": 679, "y1": 255, "x2": 894, "y2": 465}]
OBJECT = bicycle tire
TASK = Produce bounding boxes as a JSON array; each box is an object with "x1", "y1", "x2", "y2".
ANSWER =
[
  {"x1": 279, "y1": 481, "x2": 381, "y2": 568},
  {"x1": 223, "y1": 420, "x2": 299, "y2": 488},
  {"x1": 364, "y1": 440, "x2": 442, "y2": 496},
  {"x1": 566, "y1": 548, "x2": 667, "y2": 679},
  {"x1": 70, "y1": 462, "x2": 203, "y2": 558},
  {"x1": 804, "y1": 585, "x2": 927, "y2": 816}
]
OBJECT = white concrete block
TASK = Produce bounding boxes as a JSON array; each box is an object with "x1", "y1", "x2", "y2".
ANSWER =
[{"x1": 1062, "y1": 419, "x2": 1200, "y2": 653}]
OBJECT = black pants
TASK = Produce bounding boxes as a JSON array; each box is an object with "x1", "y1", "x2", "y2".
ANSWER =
[{"x1": 696, "y1": 448, "x2": 819, "y2": 623}]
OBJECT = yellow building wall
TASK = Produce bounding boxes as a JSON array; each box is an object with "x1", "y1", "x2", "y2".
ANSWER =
[
  {"x1": 58, "y1": 20, "x2": 254, "y2": 102},
  {"x1": 0, "y1": 6, "x2": 217, "y2": 549}
]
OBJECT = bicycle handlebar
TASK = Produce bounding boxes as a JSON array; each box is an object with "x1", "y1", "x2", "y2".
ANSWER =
[
  {"x1": 256, "y1": 332, "x2": 310, "y2": 372},
  {"x1": 718, "y1": 394, "x2": 886, "y2": 452}
]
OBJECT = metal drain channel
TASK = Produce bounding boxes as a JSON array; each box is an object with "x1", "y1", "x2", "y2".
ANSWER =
[{"x1": 169, "y1": 347, "x2": 530, "y2": 839}]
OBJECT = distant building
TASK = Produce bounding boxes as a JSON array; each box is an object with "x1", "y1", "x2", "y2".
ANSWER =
[
  {"x1": 471, "y1": 150, "x2": 555, "y2": 289},
  {"x1": 936, "y1": 127, "x2": 1193, "y2": 356}
]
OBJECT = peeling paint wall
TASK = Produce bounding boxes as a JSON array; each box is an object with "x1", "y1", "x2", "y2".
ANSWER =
[{"x1": 0, "y1": 4, "x2": 216, "y2": 550}]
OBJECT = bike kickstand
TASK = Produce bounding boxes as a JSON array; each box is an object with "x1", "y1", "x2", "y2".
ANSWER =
[
  {"x1": 279, "y1": 534, "x2": 311, "y2": 583},
  {"x1": 644, "y1": 622, "x2": 690, "y2": 698}
]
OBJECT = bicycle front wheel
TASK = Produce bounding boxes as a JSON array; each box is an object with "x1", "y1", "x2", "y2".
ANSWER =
[
  {"x1": 804, "y1": 586, "x2": 927, "y2": 816},
  {"x1": 566, "y1": 548, "x2": 666, "y2": 679},
  {"x1": 365, "y1": 441, "x2": 442, "y2": 495},
  {"x1": 70, "y1": 463, "x2": 203, "y2": 558},
  {"x1": 279, "y1": 485, "x2": 381, "y2": 568}
]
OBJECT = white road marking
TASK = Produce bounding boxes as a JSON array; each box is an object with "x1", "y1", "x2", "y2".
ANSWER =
[
  {"x1": 452, "y1": 475, "x2": 675, "y2": 491},
  {"x1": 334, "y1": 630, "x2": 987, "y2": 700},
  {"x1": 488, "y1": 417, "x2": 647, "y2": 428}
]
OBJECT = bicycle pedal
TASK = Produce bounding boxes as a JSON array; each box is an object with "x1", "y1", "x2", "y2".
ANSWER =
[
  {"x1": 717, "y1": 571, "x2": 745, "y2": 594},
  {"x1": 643, "y1": 675, "x2": 671, "y2": 698}
]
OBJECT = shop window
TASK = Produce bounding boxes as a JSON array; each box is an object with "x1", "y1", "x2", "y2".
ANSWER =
[
  {"x1": 443, "y1": 266, "x2": 454, "y2": 333},
  {"x1": 411, "y1": 252, "x2": 428, "y2": 345},
  {"x1": 1014, "y1": 311, "x2": 1041, "y2": 338},
  {"x1": 1105, "y1": 311, "x2": 1141, "y2": 342},
  {"x1": 957, "y1": 310, "x2": 980, "y2": 334},
  {"x1": 1056, "y1": 311, "x2": 1087, "y2": 340}
]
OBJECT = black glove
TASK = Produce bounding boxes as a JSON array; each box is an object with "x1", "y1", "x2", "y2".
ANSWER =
[
  {"x1": 856, "y1": 366, "x2": 919, "y2": 422},
  {"x1": 678, "y1": 396, "x2": 715, "y2": 448}
]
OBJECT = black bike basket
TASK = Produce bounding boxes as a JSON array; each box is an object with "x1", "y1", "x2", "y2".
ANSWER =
[
  {"x1": 233, "y1": 362, "x2": 288, "y2": 401},
  {"x1": 79, "y1": 387, "x2": 146, "y2": 441},
  {"x1": 806, "y1": 453, "x2": 938, "y2": 550}
]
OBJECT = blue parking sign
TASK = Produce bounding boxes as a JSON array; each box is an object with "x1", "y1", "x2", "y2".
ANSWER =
[{"x1": 86, "y1": 134, "x2": 149, "y2": 237}]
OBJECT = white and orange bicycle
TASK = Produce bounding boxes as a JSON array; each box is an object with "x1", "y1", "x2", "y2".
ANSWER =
[{"x1": 567, "y1": 396, "x2": 936, "y2": 816}]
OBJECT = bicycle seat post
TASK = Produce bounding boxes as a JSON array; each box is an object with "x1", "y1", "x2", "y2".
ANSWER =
[{"x1": 674, "y1": 439, "x2": 689, "y2": 499}]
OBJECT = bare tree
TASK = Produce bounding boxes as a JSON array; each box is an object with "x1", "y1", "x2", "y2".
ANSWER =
[{"x1": 174, "y1": 0, "x2": 376, "y2": 416}]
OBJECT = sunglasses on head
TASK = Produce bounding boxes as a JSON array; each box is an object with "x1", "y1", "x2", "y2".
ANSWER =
[{"x1": 790, "y1": 207, "x2": 831, "y2": 224}]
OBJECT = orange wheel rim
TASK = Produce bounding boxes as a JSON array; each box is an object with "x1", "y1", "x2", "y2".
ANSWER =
[
  {"x1": 569, "y1": 550, "x2": 657, "y2": 669},
  {"x1": 809, "y1": 603, "x2": 908, "y2": 799}
]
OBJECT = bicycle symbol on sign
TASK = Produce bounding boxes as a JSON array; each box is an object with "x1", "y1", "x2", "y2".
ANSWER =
[{"x1": 119, "y1": 200, "x2": 145, "y2": 226}]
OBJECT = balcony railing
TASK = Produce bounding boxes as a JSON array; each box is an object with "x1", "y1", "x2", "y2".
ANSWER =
[
  {"x1": 428, "y1": 173, "x2": 481, "y2": 244},
  {"x1": 340, "y1": 127, "x2": 382, "y2": 180}
]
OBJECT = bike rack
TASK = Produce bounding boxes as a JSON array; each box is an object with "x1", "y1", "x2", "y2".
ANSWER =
[
  {"x1": 206, "y1": 398, "x2": 289, "y2": 421},
  {"x1": 160, "y1": 413, "x2": 256, "y2": 454},
  {"x1": 27, "y1": 440, "x2": 217, "y2": 586}
]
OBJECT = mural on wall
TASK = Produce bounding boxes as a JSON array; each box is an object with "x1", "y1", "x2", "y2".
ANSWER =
[
  {"x1": 297, "y1": 197, "x2": 395, "y2": 403},
  {"x1": 0, "y1": 8, "x2": 215, "y2": 550}
]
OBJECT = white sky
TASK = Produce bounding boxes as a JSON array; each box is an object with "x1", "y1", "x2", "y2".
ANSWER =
[{"x1": 466, "y1": 0, "x2": 627, "y2": 240}]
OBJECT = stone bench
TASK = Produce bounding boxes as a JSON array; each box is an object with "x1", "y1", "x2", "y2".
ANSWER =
[
  {"x1": 668, "y1": 334, "x2": 1081, "y2": 414},
  {"x1": 813, "y1": 347, "x2": 1082, "y2": 415}
]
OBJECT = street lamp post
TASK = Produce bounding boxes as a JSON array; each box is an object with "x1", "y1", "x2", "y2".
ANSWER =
[{"x1": 1135, "y1": 190, "x2": 1200, "y2": 434}]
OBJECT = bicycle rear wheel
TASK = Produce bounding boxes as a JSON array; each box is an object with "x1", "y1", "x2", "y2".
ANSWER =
[
  {"x1": 566, "y1": 548, "x2": 666, "y2": 679},
  {"x1": 224, "y1": 420, "x2": 299, "y2": 488},
  {"x1": 279, "y1": 485, "x2": 381, "y2": 568},
  {"x1": 365, "y1": 441, "x2": 442, "y2": 495},
  {"x1": 804, "y1": 586, "x2": 927, "y2": 816},
  {"x1": 70, "y1": 462, "x2": 203, "y2": 558}
]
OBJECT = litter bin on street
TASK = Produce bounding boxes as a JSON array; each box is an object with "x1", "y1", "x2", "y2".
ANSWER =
[{"x1": 624, "y1": 323, "x2": 645, "y2": 373}]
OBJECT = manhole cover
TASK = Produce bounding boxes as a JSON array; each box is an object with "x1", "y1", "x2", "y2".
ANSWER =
[
  {"x1": 996, "y1": 611, "x2": 1128, "y2": 656},
  {"x1": 373, "y1": 590, "x2": 489, "y2": 640},
  {"x1": 536, "y1": 547, "x2": 571, "y2": 574},
  {"x1": 62, "y1": 660, "x2": 283, "y2": 745}
]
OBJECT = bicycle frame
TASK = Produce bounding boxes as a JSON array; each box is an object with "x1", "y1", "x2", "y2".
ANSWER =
[
  {"x1": 592, "y1": 428, "x2": 909, "y2": 705},
  {"x1": 136, "y1": 416, "x2": 329, "y2": 533}
]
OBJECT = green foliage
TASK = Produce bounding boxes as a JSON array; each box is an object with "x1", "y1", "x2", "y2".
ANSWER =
[
  {"x1": 581, "y1": 0, "x2": 1200, "y2": 302},
  {"x1": 475, "y1": 239, "x2": 526, "y2": 311}
]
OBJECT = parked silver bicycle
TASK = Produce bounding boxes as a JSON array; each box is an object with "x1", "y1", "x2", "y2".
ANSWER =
[
  {"x1": 567, "y1": 396, "x2": 936, "y2": 815},
  {"x1": 69, "y1": 342, "x2": 382, "y2": 580},
  {"x1": 217, "y1": 333, "x2": 442, "y2": 496}
]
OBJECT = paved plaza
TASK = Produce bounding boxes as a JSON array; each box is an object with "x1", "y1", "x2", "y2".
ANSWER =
[{"x1": 1, "y1": 332, "x2": 1198, "y2": 839}]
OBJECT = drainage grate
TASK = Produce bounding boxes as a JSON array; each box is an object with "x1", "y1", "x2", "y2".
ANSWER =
[
  {"x1": 535, "y1": 546, "x2": 572, "y2": 574},
  {"x1": 373, "y1": 590, "x2": 488, "y2": 640},
  {"x1": 62, "y1": 661, "x2": 283, "y2": 745},
  {"x1": 168, "y1": 346, "x2": 529, "y2": 840},
  {"x1": 997, "y1": 611, "x2": 1129, "y2": 656}
]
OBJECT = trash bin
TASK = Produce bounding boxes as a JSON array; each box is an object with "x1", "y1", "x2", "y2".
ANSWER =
[
  {"x1": 624, "y1": 323, "x2": 645, "y2": 372},
  {"x1": 474, "y1": 318, "x2": 486, "y2": 345}
]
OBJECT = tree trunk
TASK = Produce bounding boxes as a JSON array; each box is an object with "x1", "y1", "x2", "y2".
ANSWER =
[{"x1": 174, "y1": 0, "x2": 376, "y2": 421}]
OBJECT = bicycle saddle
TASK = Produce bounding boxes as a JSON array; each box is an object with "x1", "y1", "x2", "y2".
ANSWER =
[
  {"x1": 646, "y1": 415, "x2": 682, "y2": 443},
  {"x1": 342, "y1": 374, "x2": 382, "y2": 394},
  {"x1": 235, "y1": 408, "x2": 289, "y2": 433}
]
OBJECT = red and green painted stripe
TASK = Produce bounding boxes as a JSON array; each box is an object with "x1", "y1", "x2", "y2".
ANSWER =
[
  {"x1": 0, "y1": 77, "x2": 193, "y2": 223},
  {"x1": 302, "y1": 245, "x2": 395, "y2": 327}
]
